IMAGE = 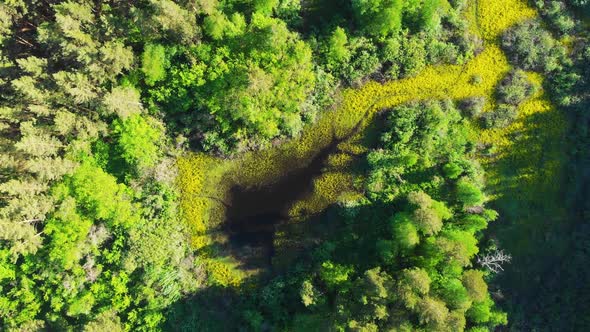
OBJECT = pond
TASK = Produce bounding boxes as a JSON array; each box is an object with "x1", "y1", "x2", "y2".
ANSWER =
[{"x1": 223, "y1": 135, "x2": 346, "y2": 269}]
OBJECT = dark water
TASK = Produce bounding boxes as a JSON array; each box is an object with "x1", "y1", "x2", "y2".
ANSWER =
[
  {"x1": 224, "y1": 135, "x2": 342, "y2": 269},
  {"x1": 223, "y1": 103, "x2": 377, "y2": 270}
]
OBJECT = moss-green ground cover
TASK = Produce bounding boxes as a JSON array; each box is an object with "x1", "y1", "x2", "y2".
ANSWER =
[{"x1": 177, "y1": 0, "x2": 567, "y2": 286}]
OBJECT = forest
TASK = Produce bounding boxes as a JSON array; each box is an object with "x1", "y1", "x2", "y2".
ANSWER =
[{"x1": 0, "y1": 0, "x2": 589, "y2": 331}]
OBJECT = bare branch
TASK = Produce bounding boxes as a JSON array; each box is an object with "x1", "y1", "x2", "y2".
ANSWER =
[{"x1": 477, "y1": 249, "x2": 512, "y2": 273}]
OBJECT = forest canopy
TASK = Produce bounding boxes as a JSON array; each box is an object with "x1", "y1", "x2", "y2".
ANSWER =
[{"x1": 0, "y1": 0, "x2": 589, "y2": 331}]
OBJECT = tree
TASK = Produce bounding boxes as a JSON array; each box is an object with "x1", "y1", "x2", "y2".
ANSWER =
[
  {"x1": 320, "y1": 261, "x2": 354, "y2": 290},
  {"x1": 349, "y1": 268, "x2": 393, "y2": 322},
  {"x1": 404, "y1": 0, "x2": 442, "y2": 31},
  {"x1": 461, "y1": 270, "x2": 487, "y2": 302},
  {"x1": 142, "y1": 44, "x2": 167, "y2": 86},
  {"x1": 143, "y1": 0, "x2": 198, "y2": 43},
  {"x1": 326, "y1": 27, "x2": 350, "y2": 66},
  {"x1": 83, "y1": 310, "x2": 123, "y2": 332},
  {"x1": 416, "y1": 297, "x2": 449, "y2": 325},
  {"x1": 300, "y1": 280, "x2": 320, "y2": 307},
  {"x1": 456, "y1": 178, "x2": 484, "y2": 207},
  {"x1": 398, "y1": 268, "x2": 431, "y2": 309},
  {"x1": 476, "y1": 250, "x2": 512, "y2": 273},
  {"x1": 102, "y1": 86, "x2": 143, "y2": 119},
  {"x1": 440, "y1": 279, "x2": 471, "y2": 310},
  {"x1": 407, "y1": 191, "x2": 451, "y2": 235},
  {"x1": 501, "y1": 19, "x2": 567, "y2": 73},
  {"x1": 391, "y1": 214, "x2": 420, "y2": 250},
  {"x1": 351, "y1": 0, "x2": 403, "y2": 37},
  {"x1": 435, "y1": 230, "x2": 479, "y2": 266},
  {"x1": 113, "y1": 114, "x2": 162, "y2": 171},
  {"x1": 149, "y1": 13, "x2": 315, "y2": 152}
]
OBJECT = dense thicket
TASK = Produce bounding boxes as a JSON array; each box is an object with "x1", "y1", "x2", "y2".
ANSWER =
[
  {"x1": 0, "y1": 1, "x2": 202, "y2": 330},
  {"x1": 136, "y1": 0, "x2": 482, "y2": 152}
]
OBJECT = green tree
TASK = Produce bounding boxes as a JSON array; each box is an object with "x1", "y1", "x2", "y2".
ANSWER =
[
  {"x1": 461, "y1": 270, "x2": 487, "y2": 302},
  {"x1": 417, "y1": 297, "x2": 449, "y2": 325},
  {"x1": 142, "y1": 44, "x2": 167, "y2": 86},
  {"x1": 320, "y1": 261, "x2": 354, "y2": 290},
  {"x1": 456, "y1": 178, "x2": 484, "y2": 207},
  {"x1": 113, "y1": 114, "x2": 162, "y2": 171},
  {"x1": 351, "y1": 0, "x2": 403, "y2": 37},
  {"x1": 326, "y1": 27, "x2": 350, "y2": 66}
]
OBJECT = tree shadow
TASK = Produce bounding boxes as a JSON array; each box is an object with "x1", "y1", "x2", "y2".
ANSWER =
[{"x1": 481, "y1": 107, "x2": 573, "y2": 326}]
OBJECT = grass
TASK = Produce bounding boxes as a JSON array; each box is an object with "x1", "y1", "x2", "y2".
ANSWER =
[{"x1": 176, "y1": 0, "x2": 567, "y2": 288}]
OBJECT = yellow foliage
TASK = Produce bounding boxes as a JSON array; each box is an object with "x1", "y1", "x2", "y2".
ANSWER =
[
  {"x1": 205, "y1": 259, "x2": 244, "y2": 287},
  {"x1": 288, "y1": 172, "x2": 357, "y2": 217},
  {"x1": 477, "y1": 0, "x2": 537, "y2": 41}
]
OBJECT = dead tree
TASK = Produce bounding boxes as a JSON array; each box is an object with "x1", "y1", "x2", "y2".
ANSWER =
[{"x1": 477, "y1": 250, "x2": 512, "y2": 273}]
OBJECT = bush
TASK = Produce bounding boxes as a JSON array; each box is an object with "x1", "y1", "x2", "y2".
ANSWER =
[
  {"x1": 481, "y1": 104, "x2": 518, "y2": 129},
  {"x1": 470, "y1": 74, "x2": 483, "y2": 85},
  {"x1": 496, "y1": 70, "x2": 535, "y2": 105},
  {"x1": 460, "y1": 96, "x2": 486, "y2": 118},
  {"x1": 501, "y1": 19, "x2": 567, "y2": 73}
]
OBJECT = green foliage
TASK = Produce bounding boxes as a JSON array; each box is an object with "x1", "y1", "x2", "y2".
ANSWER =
[
  {"x1": 352, "y1": 0, "x2": 403, "y2": 37},
  {"x1": 456, "y1": 178, "x2": 485, "y2": 207},
  {"x1": 440, "y1": 278, "x2": 471, "y2": 310},
  {"x1": 113, "y1": 114, "x2": 162, "y2": 171},
  {"x1": 391, "y1": 215, "x2": 420, "y2": 250},
  {"x1": 417, "y1": 297, "x2": 449, "y2": 325},
  {"x1": 44, "y1": 197, "x2": 92, "y2": 270},
  {"x1": 496, "y1": 70, "x2": 535, "y2": 105},
  {"x1": 222, "y1": 99, "x2": 501, "y2": 331},
  {"x1": 481, "y1": 69, "x2": 536, "y2": 129},
  {"x1": 462, "y1": 270, "x2": 488, "y2": 302},
  {"x1": 404, "y1": 0, "x2": 442, "y2": 31},
  {"x1": 1, "y1": 0, "x2": 571, "y2": 330},
  {"x1": 481, "y1": 104, "x2": 518, "y2": 129},
  {"x1": 300, "y1": 280, "x2": 320, "y2": 307},
  {"x1": 148, "y1": 14, "x2": 315, "y2": 152},
  {"x1": 142, "y1": 44, "x2": 167, "y2": 86},
  {"x1": 460, "y1": 96, "x2": 486, "y2": 118},
  {"x1": 367, "y1": 99, "x2": 472, "y2": 201},
  {"x1": 443, "y1": 162, "x2": 464, "y2": 179},
  {"x1": 501, "y1": 19, "x2": 567, "y2": 72},
  {"x1": 320, "y1": 261, "x2": 354, "y2": 290},
  {"x1": 326, "y1": 27, "x2": 350, "y2": 66}
]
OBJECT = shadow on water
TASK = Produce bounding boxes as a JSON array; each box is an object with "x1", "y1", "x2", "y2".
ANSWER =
[
  {"x1": 223, "y1": 97, "x2": 382, "y2": 271},
  {"x1": 223, "y1": 130, "x2": 345, "y2": 270}
]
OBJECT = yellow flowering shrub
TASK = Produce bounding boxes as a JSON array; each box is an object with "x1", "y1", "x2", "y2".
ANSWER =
[{"x1": 205, "y1": 259, "x2": 244, "y2": 287}]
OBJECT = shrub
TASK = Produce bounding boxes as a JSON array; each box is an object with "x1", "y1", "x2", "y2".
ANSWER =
[
  {"x1": 481, "y1": 104, "x2": 518, "y2": 129},
  {"x1": 496, "y1": 70, "x2": 535, "y2": 105},
  {"x1": 470, "y1": 74, "x2": 483, "y2": 85},
  {"x1": 460, "y1": 96, "x2": 486, "y2": 118},
  {"x1": 501, "y1": 19, "x2": 567, "y2": 72}
]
